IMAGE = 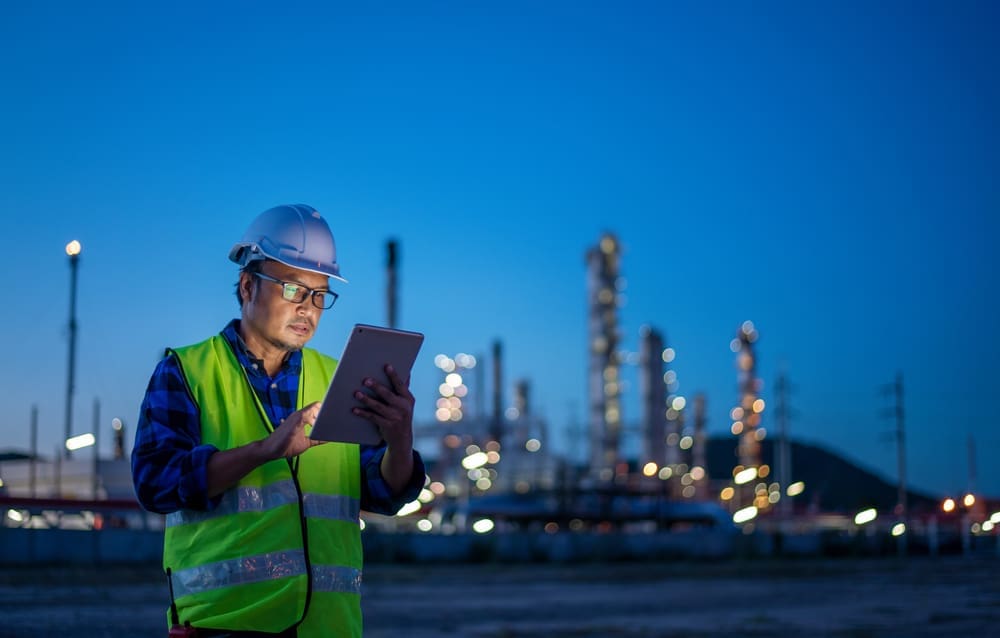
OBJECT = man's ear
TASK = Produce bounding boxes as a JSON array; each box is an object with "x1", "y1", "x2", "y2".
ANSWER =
[{"x1": 240, "y1": 271, "x2": 255, "y2": 304}]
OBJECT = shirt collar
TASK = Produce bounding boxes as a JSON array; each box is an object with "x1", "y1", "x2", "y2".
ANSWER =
[{"x1": 222, "y1": 319, "x2": 302, "y2": 375}]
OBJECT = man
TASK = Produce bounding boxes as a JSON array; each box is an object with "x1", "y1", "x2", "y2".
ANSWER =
[{"x1": 131, "y1": 204, "x2": 424, "y2": 637}]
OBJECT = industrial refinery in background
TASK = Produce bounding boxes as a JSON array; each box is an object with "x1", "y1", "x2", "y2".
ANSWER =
[{"x1": 1, "y1": 232, "x2": 997, "y2": 562}]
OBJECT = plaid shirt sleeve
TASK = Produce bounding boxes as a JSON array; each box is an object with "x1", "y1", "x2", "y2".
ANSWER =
[
  {"x1": 359, "y1": 445, "x2": 426, "y2": 516},
  {"x1": 130, "y1": 354, "x2": 222, "y2": 514}
]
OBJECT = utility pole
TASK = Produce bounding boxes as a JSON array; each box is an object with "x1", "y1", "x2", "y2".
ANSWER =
[
  {"x1": 64, "y1": 240, "x2": 82, "y2": 458},
  {"x1": 894, "y1": 372, "x2": 907, "y2": 528},
  {"x1": 881, "y1": 372, "x2": 907, "y2": 556},
  {"x1": 775, "y1": 370, "x2": 792, "y2": 517}
]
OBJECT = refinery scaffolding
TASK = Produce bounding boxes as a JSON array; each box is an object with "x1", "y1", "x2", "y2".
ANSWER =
[{"x1": 585, "y1": 233, "x2": 624, "y2": 484}]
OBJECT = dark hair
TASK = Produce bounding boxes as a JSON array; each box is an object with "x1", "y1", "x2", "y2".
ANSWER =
[{"x1": 235, "y1": 260, "x2": 265, "y2": 308}]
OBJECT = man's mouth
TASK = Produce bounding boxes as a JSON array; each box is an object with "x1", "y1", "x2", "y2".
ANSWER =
[{"x1": 288, "y1": 323, "x2": 312, "y2": 336}]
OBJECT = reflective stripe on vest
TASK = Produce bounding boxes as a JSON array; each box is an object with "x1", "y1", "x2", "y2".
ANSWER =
[
  {"x1": 166, "y1": 480, "x2": 359, "y2": 528},
  {"x1": 165, "y1": 336, "x2": 364, "y2": 637},
  {"x1": 171, "y1": 551, "x2": 363, "y2": 599}
]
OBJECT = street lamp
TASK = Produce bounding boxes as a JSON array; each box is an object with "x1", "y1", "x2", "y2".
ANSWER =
[{"x1": 64, "y1": 240, "x2": 82, "y2": 458}]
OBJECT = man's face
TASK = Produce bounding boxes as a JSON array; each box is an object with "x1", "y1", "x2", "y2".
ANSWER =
[{"x1": 240, "y1": 260, "x2": 331, "y2": 353}]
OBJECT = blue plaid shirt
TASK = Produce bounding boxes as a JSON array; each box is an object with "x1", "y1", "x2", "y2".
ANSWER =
[{"x1": 131, "y1": 320, "x2": 424, "y2": 516}]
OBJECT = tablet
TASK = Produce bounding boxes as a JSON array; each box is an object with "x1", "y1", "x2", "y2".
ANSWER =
[{"x1": 309, "y1": 323, "x2": 425, "y2": 445}]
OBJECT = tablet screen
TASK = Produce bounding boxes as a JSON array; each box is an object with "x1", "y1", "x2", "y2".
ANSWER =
[{"x1": 309, "y1": 323, "x2": 424, "y2": 444}]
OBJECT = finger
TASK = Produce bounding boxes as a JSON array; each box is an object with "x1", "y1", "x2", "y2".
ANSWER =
[
  {"x1": 361, "y1": 379, "x2": 414, "y2": 411},
  {"x1": 353, "y1": 390, "x2": 402, "y2": 419},
  {"x1": 384, "y1": 365, "x2": 414, "y2": 398}
]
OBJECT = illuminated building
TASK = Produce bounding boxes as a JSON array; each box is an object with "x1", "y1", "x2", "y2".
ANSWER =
[{"x1": 585, "y1": 233, "x2": 623, "y2": 483}]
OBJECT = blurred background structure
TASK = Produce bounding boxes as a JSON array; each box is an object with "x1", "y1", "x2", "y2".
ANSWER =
[{"x1": 1, "y1": 1, "x2": 997, "y2": 563}]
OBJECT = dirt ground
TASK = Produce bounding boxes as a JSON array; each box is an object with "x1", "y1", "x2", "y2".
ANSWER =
[{"x1": 0, "y1": 557, "x2": 996, "y2": 637}]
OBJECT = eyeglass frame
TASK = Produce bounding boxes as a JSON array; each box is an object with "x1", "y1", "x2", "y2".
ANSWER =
[{"x1": 251, "y1": 271, "x2": 339, "y2": 310}]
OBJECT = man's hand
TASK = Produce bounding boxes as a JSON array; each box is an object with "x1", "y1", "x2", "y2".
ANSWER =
[
  {"x1": 353, "y1": 365, "x2": 415, "y2": 451},
  {"x1": 353, "y1": 365, "x2": 416, "y2": 494},
  {"x1": 263, "y1": 401, "x2": 325, "y2": 460}
]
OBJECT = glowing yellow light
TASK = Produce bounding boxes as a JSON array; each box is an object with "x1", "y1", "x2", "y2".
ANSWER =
[
  {"x1": 472, "y1": 518, "x2": 495, "y2": 534},
  {"x1": 359, "y1": 519, "x2": 366, "y2": 530},
  {"x1": 753, "y1": 399, "x2": 765, "y2": 413},
  {"x1": 454, "y1": 384, "x2": 468, "y2": 397},
  {"x1": 600, "y1": 236, "x2": 616, "y2": 254},
  {"x1": 544, "y1": 522, "x2": 559, "y2": 534},
  {"x1": 758, "y1": 465, "x2": 770, "y2": 478},
  {"x1": 984, "y1": 521, "x2": 995, "y2": 532},
  {"x1": 754, "y1": 428, "x2": 766, "y2": 441},
  {"x1": 445, "y1": 373, "x2": 462, "y2": 387},
  {"x1": 731, "y1": 422, "x2": 744, "y2": 435},
  {"x1": 429, "y1": 481, "x2": 446, "y2": 495},
  {"x1": 730, "y1": 339, "x2": 741, "y2": 353},
  {"x1": 7, "y1": 509, "x2": 24, "y2": 523},
  {"x1": 396, "y1": 500, "x2": 421, "y2": 517},
  {"x1": 854, "y1": 508, "x2": 877, "y2": 525},
  {"x1": 733, "y1": 506, "x2": 758, "y2": 524},
  {"x1": 65, "y1": 240, "x2": 82, "y2": 256},
  {"x1": 742, "y1": 320, "x2": 755, "y2": 335},
  {"x1": 439, "y1": 383, "x2": 454, "y2": 397},
  {"x1": 682, "y1": 485, "x2": 696, "y2": 498},
  {"x1": 681, "y1": 473, "x2": 693, "y2": 486},
  {"x1": 768, "y1": 492, "x2": 780, "y2": 504},
  {"x1": 734, "y1": 467, "x2": 758, "y2": 485},
  {"x1": 963, "y1": 493, "x2": 976, "y2": 508},
  {"x1": 476, "y1": 477, "x2": 492, "y2": 490},
  {"x1": 462, "y1": 452, "x2": 488, "y2": 470},
  {"x1": 416, "y1": 519, "x2": 433, "y2": 532},
  {"x1": 662, "y1": 348, "x2": 675, "y2": 363},
  {"x1": 65, "y1": 433, "x2": 95, "y2": 451},
  {"x1": 891, "y1": 523, "x2": 906, "y2": 536},
  {"x1": 732, "y1": 465, "x2": 745, "y2": 477},
  {"x1": 730, "y1": 407, "x2": 744, "y2": 420},
  {"x1": 787, "y1": 481, "x2": 805, "y2": 496},
  {"x1": 679, "y1": 436, "x2": 693, "y2": 450},
  {"x1": 942, "y1": 498, "x2": 956, "y2": 513},
  {"x1": 720, "y1": 487, "x2": 735, "y2": 501},
  {"x1": 642, "y1": 462, "x2": 658, "y2": 477},
  {"x1": 486, "y1": 451, "x2": 500, "y2": 464},
  {"x1": 418, "y1": 489, "x2": 434, "y2": 503},
  {"x1": 690, "y1": 466, "x2": 705, "y2": 481},
  {"x1": 990, "y1": 512, "x2": 1000, "y2": 524},
  {"x1": 525, "y1": 438, "x2": 541, "y2": 452},
  {"x1": 449, "y1": 408, "x2": 463, "y2": 422},
  {"x1": 658, "y1": 467, "x2": 673, "y2": 480},
  {"x1": 671, "y1": 396, "x2": 686, "y2": 411}
]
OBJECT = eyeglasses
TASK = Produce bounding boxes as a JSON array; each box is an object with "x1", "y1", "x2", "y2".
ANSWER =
[{"x1": 252, "y1": 272, "x2": 339, "y2": 310}]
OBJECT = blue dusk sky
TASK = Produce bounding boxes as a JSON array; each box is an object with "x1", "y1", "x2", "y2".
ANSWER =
[{"x1": 1, "y1": 1, "x2": 997, "y2": 499}]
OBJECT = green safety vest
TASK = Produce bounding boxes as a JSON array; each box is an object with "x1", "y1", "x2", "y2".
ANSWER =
[{"x1": 163, "y1": 335, "x2": 363, "y2": 637}]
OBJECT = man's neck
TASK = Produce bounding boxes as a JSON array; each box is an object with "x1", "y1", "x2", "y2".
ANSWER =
[{"x1": 236, "y1": 322, "x2": 291, "y2": 377}]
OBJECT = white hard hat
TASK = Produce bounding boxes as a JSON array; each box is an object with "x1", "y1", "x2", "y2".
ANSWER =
[{"x1": 228, "y1": 204, "x2": 347, "y2": 283}]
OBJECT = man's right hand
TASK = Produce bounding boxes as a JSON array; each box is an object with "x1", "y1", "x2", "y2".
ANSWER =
[{"x1": 263, "y1": 401, "x2": 325, "y2": 460}]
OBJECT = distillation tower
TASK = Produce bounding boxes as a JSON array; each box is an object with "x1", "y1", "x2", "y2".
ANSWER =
[{"x1": 585, "y1": 233, "x2": 623, "y2": 482}]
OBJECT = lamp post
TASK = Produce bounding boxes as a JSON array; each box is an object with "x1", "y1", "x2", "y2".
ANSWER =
[{"x1": 64, "y1": 240, "x2": 81, "y2": 458}]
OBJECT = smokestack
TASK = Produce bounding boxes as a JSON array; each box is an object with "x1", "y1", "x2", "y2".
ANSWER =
[
  {"x1": 514, "y1": 379, "x2": 530, "y2": 417},
  {"x1": 491, "y1": 340, "x2": 503, "y2": 446},
  {"x1": 386, "y1": 239, "x2": 398, "y2": 328}
]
